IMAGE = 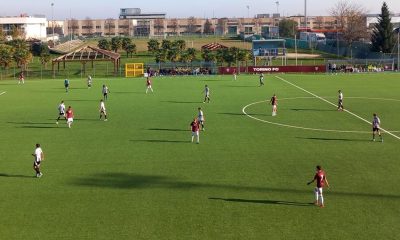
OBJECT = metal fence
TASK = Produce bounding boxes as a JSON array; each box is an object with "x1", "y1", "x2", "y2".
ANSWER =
[{"x1": 284, "y1": 38, "x2": 399, "y2": 61}]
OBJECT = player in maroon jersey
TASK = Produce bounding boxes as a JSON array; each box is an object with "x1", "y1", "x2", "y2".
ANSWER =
[
  {"x1": 269, "y1": 94, "x2": 277, "y2": 116},
  {"x1": 66, "y1": 106, "x2": 74, "y2": 129},
  {"x1": 190, "y1": 118, "x2": 200, "y2": 144},
  {"x1": 307, "y1": 165, "x2": 330, "y2": 208},
  {"x1": 146, "y1": 77, "x2": 153, "y2": 94}
]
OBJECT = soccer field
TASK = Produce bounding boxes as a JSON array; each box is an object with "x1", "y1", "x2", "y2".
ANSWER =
[{"x1": 1, "y1": 73, "x2": 399, "y2": 239}]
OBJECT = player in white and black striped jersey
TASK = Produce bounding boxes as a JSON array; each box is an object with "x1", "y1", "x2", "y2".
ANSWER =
[
  {"x1": 99, "y1": 99, "x2": 107, "y2": 121},
  {"x1": 32, "y1": 143, "x2": 44, "y2": 178},
  {"x1": 56, "y1": 100, "x2": 66, "y2": 124},
  {"x1": 372, "y1": 113, "x2": 383, "y2": 142},
  {"x1": 337, "y1": 90, "x2": 344, "y2": 111}
]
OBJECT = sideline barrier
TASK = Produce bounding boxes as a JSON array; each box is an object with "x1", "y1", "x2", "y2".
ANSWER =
[{"x1": 219, "y1": 65, "x2": 326, "y2": 74}]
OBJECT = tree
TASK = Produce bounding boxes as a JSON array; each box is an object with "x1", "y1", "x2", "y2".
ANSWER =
[
  {"x1": 167, "y1": 47, "x2": 180, "y2": 64},
  {"x1": 39, "y1": 44, "x2": 51, "y2": 69},
  {"x1": 181, "y1": 48, "x2": 196, "y2": 66},
  {"x1": 124, "y1": 43, "x2": 136, "y2": 58},
  {"x1": 170, "y1": 18, "x2": 179, "y2": 35},
  {"x1": 111, "y1": 37, "x2": 122, "y2": 52},
  {"x1": 154, "y1": 19, "x2": 164, "y2": 35},
  {"x1": 237, "y1": 49, "x2": 247, "y2": 67},
  {"x1": 315, "y1": 16, "x2": 324, "y2": 29},
  {"x1": 216, "y1": 48, "x2": 226, "y2": 66},
  {"x1": 161, "y1": 39, "x2": 172, "y2": 50},
  {"x1": 371, "y1": 2, "x2": 395, "y2": 53},
  {"x1": 155, "y1": 49, "x2": 168, "y2": 69},
  {"x1": 203, "y1": 19, "x2": 213, "y2": 34},
  {"x1": 147, "y1": 39, "x2": 160, "y2": 54},
  {"x1": 187, "y1": 48, "x2": 196, "y2": 61},
  {"x1": 84, "y1": 17, "x2": 94, "y2": 37},
  {"x1": 98, "y1": 39, "x2": 110, "y2": 50},
  {"x1": 180, "y1": 52, "x2": 190, "y2": 66},
  {"x1": 11, "y1": 25, "x2": 23, "y2": 40},
  {"x1": 229, "y1": 47, "x2": 240, "y2": 66},
  {"x1": 278, "y1": 19, "x2": 298, "y2": 38},
  {"x1": 70, "y1": 19, "x2": 79, "y2": 37},
  {"x1": 13, "y1": 47, "x2": 32, "y2": 70},
  {"x1": 0, "y1": 44, "x2": 14, "y2": 69},
  {"x1": 121, "y1": 37, "x2": 132, "y2": 49},
  {"x1": 201, "y1": 49, "x2": 215, "y2": 62},
  {"x1": 0, "y1": 28, "x2": 5, "y2": 43},
  {"x1": 187, "y1": 17, "x2": 198, "y2": 34},
  {"x1": 104, "y1": 18, "x2": 115, "y2": 36},
  {"x1": 330, "y1": 1, "x2": 368, "y2": 46},
  {"x1": 121, "y1": 38, "x2": 135, "y2": 57},
  {"x1": 8, "y1": 39, "x2": 26, "y2": 48},
  {"x1": 174, "y1": 40, "x2": 186, "y2": 51},
  {"x1": 223, "y1": 48, "x2": 235, "y2": 67}
]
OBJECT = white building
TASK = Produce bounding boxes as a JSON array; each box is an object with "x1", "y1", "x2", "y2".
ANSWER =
[
  {"x1": 366, "y1": 13, "x2": 400, "y2": 29},
  {"x1": 0, "y1": 16, "x2": 47, "y2": 40}
]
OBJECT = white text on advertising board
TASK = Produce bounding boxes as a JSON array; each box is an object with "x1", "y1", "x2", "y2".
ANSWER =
[{"x1": 253, "y1": 68, "x2": 280, "y2": 72}]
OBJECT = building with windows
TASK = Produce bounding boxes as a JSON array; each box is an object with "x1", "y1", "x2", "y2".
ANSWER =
[
  {"x1": 0, "y1": 15, "x2": 47, "y2": 40},
  {"x1": 57, "y1": 8, "x2": 359, "y2": 38},
  {"x1": 366, "y1": 13, "x2": 400, "y2": 29}
]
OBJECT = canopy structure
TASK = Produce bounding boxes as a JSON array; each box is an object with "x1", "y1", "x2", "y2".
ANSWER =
[
  {"x1": 201, "y1": 42, "x2": 228, "y2": 51},
  {"x1": 51, "y1": 46, "x2": 121, "y2": 76}
]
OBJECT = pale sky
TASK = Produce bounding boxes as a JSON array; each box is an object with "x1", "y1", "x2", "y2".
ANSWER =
[{"x1": 1, "y1": 0, "x2": 399, "y2": 20}]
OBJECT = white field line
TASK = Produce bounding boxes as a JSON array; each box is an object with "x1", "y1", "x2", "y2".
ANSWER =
[
  {"x1": 242, "y1": 101, "x2": 372, "y2": 134},
  {"x1": 0, "y1": 91, "x2": 6, "y2": 96},
  {"x1": 275, "y1": 76, "x2": 400, "y2": 140}
]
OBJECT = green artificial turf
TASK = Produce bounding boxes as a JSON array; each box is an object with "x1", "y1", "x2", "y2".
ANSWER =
[{"x1": 0, "y1": 73, "x2": 399, "y2": 239}]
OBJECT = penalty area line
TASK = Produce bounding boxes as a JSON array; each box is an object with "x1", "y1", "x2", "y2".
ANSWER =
[
  {"x1": 275, "y1": 76, "x2": 400, "y2": 141},
  {"x1": 0, "y1": 91, "x2": 6, "y2": 96}
]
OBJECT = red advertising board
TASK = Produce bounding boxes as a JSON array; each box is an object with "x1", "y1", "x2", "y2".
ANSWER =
[{"x1": 219, "y1": 65, "x2": 326, "y2": 74}]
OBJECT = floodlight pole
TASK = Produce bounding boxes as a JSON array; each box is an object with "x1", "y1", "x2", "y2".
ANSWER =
[
  {"x1": 51, "y1": 3, "x2": 54, "y2": 44},
  {"x1": 336, "y1": 25, "x2": 339, "y2": 58},
  {"x1": 304, "y1": 0, "x2": 307, "y2": 30},
  {"x1": 275, "y1": 1, "x2": 280, "y2": 15},
  {"x1": 397, "y1": 29, "x2": 399, "y2": 71}
]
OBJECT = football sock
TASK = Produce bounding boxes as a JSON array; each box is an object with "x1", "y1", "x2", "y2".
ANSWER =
[
  {"x1": 315, "y1": 190, "x2": 319, "y2": 202},
  {"x1": 320, "y1": 195, "x2": 324, "y2": 205}
]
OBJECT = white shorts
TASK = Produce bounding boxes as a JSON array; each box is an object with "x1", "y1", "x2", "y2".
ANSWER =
[
  {"x1": 67, "y1": 118, "x2": 74, "y2": 123},
  {"x1": 314, "y1": 187, "x2": 323, "y2": 195},
  {"x1": 192, "y1": 131, "x2": 199, "y2": 136}
]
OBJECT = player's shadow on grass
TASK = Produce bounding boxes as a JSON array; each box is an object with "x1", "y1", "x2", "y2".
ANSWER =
[
  {"x1": 218, "y1": 112, "x2": 245, "y2": 116},
  {"x1": 162, "y1": 100, "x2": 202, "y2": 104},
  {"x1": 67, "y1": 99, "x2": 98, "y2": 102},
  {"x1": 8, "y1": 121, "x2": 59, "y2": 129},
  {"x1": 130, "y1": 139, "x2": 189, "y2": 143},
  {"x1": 74, "y1": 118, "x2": 100, "y2": 121},
  {"x1": 71, "y1": 173, "x2": 400, "y2": 200},
  {"x1": 18, "y1": 125, "x2": 60, "y2": 129},
  {"x1": 297, "y1": 137, "x2": 371, "y2": 142},
  {"x1": 0, "y1": 173, "x2": 35, "y2": 178},
  {"x1": 202, "y1": 79, "x2": 226, "y2": 82},
  {"x1": 113, "y1": 91, "x2": 143, "y2": 94},
  {"x1": 208, "y1": 197, "x2": 314, "y2": 207},
  {"x1": 8, "y1": 121, "x2": 54, "y2": 125},
  {"x1": 290, "y1": 108, "x2": 334, "y2": 112},
  {"x1": 226, "y1": 85, "x2": 256, "y2": 88},
  {"x1": 147, "y1": 128, "x2": 188, "y2": 132}
]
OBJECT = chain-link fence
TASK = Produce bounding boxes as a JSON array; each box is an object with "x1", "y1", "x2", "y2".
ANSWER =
[{"x1": 326, "y1": 59, "x2": 395, "y2": 73}]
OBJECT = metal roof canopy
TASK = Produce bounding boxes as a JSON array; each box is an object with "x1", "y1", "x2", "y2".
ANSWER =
[
  {"x1": 201, "y1": 43, "x2": 228, "y2": 51},
  {"x1": 51, "y1": 46, "x2": 121, "y2": 76}
]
